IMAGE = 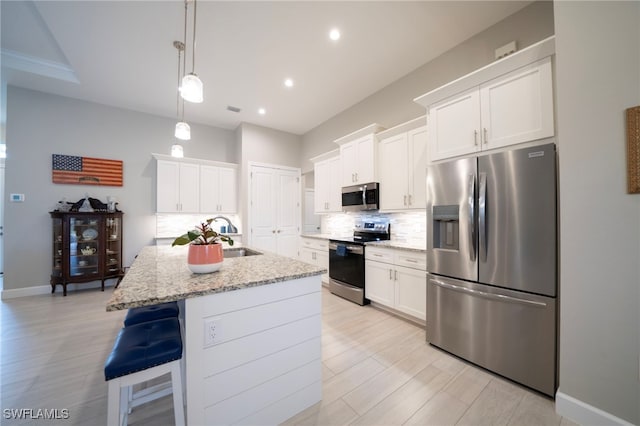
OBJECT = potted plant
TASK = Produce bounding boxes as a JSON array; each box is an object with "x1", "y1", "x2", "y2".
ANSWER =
[{"x1": 172, "y1": 218, "x2": 234, "y2": 273}]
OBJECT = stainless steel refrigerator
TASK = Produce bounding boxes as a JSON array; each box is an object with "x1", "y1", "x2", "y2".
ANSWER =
[{"x1": 426, "y1": 143, "x2": 557, "y2": 396}]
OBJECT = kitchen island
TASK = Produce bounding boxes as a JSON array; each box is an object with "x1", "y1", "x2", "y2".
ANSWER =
[{"x1": 107, "y1": 245, "x2": 325, "y2": 425}]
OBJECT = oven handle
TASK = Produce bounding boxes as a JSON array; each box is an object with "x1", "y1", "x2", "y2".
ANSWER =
[{"x1": 329, "y1": 242, "x2": 364, "y2": 255}]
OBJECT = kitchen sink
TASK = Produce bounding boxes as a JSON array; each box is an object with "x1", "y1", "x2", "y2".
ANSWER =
[{"x1": 224, "y1": 248, "x2": 262, "y2": 258}]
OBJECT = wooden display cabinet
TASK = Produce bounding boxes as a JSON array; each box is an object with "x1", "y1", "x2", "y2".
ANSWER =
[{"x1": 50, "y1": 211, "x2": 124, "y2": 296}]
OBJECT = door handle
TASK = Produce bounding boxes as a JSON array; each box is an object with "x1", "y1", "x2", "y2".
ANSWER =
[
  {"x1": 277, "y1": 230, "x2": 281, "y2": 233},
  {"x1": 468, "y1": 174, "x2": 476, "y2": 262},
  {"x1": 394, "y1": 270, "x2": 398, "y2": 281},
  {"x1": 483, "y1": 128, "x2": 488, "y2": 144},
  {"x1": 479, "y1": 172, "x2": 487, "y2": 262},
  {"x1": 430, "y1": 279, "x2": 547, "y2": 308},
  {"x1": 272, "y1": 230, "x2": 276, "y2": 234},
  {"x1": 474, "y1": 129, "x2": 478, "y2": 146},
  {"x1": 389, "y1": 269, "x2": 393, "y2": 280},
  {"x1": 403, "y1": 195, "x2": 407, "y2": 206},
  {"x1": 408, "y1": 195, "x2": 412, "y2": 206}
]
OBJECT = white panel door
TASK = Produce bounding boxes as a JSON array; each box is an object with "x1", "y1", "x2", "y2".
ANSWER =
[
  {"x1": 199, "y1": 165, "x2": 219, "y2": 213},
  {"x1": 250, "y1": 167, "x2": 278, "y2": 253},
  {"x1": 276, "y1": 170, "x2": 300, "y2": 258},
  {"x1": 327, "y1": 157, "x2": 342, "y2": 212},
  {"x1": 355, "y1": 135, "x2": 376, "y2": 183},
  {"x1": 157, "y1": 160, "x2": 180, "y2": 212},
  {"x1": 179, "y1": 162, "x2": 200, "y2": 213},
  {"x1": 378, "y1": 133, "x2": 408, "y2": 210},
  {"x1": 428, "y1": 87, "x2": 481, "y2": 161},
  {"x1": 303, "y1": 190, "x2": 320, "y2": 233},
  {"x1": 339, "y1": 142, "x2": 357, "y2": 186},
  {"x1": 218, "y1": 167, "x2": 237, "y2": 213},
  {"x1": 364, "y1": 261, "x2": 394, "y2": 307},
  {"x1": 407, "y1": 126, "x2": 428, "y2": 209},
  {"x1": 480, "y1": 57, "x2": 554, "y2": 150},
  {"x1": 394, "y1": 265, "x2": 427, "y2": 320}
]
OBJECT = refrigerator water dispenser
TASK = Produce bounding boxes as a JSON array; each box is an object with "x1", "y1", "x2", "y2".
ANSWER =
[{"x1": 432, "y1": 205, "x2": 459, "y2": 250}]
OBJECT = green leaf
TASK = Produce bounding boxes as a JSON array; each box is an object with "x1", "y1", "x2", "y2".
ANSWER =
[{"x1": 172, "y1": 234, "x2": 192, "y2": 246}]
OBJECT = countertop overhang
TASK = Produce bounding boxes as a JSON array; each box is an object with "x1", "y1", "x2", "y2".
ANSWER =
[{"x1": 106, "y1": 245, "x2": 326, "y2": 311}]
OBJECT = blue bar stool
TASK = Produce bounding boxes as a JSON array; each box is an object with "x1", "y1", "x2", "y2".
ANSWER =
[
  {"x1": 104, "y1": 317, "x2": 184, "y2": 426},
  {"x1": 123, "y1": 301, "x2": 179, "y2": 327}
]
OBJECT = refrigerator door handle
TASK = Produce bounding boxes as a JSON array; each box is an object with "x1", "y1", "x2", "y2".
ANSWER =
[
  {"x1": 479, "y1": 172, "x2": 487, "y2": 262},
  {"x1": 430, "y1": 279, "x2": 547, "y2": 308},
  {"x1": 468, "y1": 174, "x2": 476, "y2": 261},
  {"x1": 362, "y1": 184, "x2": 367, "y2": 210}
]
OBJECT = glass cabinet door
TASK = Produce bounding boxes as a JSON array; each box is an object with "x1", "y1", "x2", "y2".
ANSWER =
[
  {"x1": 70, "y1": 215, "x2": 100, "y2": 278},
  {"x1": 105, "y1": 216, "x2": 122, "y2": 275},
  {"x1": 52, "y1": 217, "x2": 63, "y2": 277}
]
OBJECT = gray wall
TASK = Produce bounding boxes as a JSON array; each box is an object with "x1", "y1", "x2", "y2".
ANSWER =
[
  {"x1": 4, "y1": 86, "x2": 235, "y2": 291},
  {"x1": 299, "y1": 0, "x2": 554, "y2": 173},
  {"x1": 235, "y1": 122, "x2": 302, "y2": 243},
  {"x1": 555, "y1": 2, "x2": 640, "y2": 424}
]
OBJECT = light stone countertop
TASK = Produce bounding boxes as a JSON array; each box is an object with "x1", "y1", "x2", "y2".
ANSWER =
[
  {"x1": 106, "y1": 245, "x2": 325, "y2": 311},
  {"x1": 365, "y1": 240, "x2": 427, "y2": 253}
]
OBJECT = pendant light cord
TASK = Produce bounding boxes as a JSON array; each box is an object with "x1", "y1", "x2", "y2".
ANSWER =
[{"x1": 191, "y1": 0, "x2": 197, "y2": 73}]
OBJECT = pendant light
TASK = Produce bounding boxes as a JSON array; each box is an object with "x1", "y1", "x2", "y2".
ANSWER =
[
  {"x1": 171, "y1": 143, "x2": 184, "y2": 158},
  {"x1": 180, "y1": 0, "x2": 203, "y2": 103},
  {"x1": 174, "y1": 40, "x2": 190, "y2": 140}
]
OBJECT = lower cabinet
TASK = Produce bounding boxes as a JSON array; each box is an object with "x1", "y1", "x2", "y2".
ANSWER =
[
  {"x1": 365, "y1": 246, "x2": 427, "y2": 322},
  {"x1": 299, "y1": 237, "x2": 329, "y2": 284}
]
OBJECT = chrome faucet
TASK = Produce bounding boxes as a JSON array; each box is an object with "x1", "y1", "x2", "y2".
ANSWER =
[{"x1": 212, "y1": 216, "x2": 238, "y2": 234}]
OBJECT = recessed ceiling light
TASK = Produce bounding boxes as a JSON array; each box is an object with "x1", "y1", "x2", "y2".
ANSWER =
[
  {"x1": 284, "y1": 78, "x2": 294, "y2": 88},
  {"x1": 258, "y1": 108, "x2": 266, "y2": 115},
  {"x1": 329, "y1": 28, "x2": 341, "y2": 41}
]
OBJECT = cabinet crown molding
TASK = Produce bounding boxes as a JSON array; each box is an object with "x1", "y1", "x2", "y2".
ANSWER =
[
  {"x1": 152, "y1": 153, "x2": 238, "y2": 169},
  {"x1": 376, "y1": 116, "x2": 427, "y2": 140},
  {"x1": 333, "y1": 123, "x2": 386, "y2": 146},
  {"x1": 414, "y1": 35, "x2": 555, "y2": 108},
  {"x1": 309, "y1": 149, "x2": 339, "y2": 164}
]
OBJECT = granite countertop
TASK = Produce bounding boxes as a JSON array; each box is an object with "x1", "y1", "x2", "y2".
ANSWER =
[
  {"x1": 106, "y1": 245, "x2": 325, "y2": 311},
  {"x1": 365, "y1": 240, "x2": 427, "y2": 253}
]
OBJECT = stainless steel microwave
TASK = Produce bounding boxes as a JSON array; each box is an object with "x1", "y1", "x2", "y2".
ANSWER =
[{"x1": 341, "y1": 182, "x2": 380, "y2": 212}]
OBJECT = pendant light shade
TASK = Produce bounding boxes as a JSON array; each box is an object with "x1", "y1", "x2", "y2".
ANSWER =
[
  {"x1": 174, "y1": 121, "x2": 191, "y2": 140},
  {"x1": 171, "y1": 143, "x2": 184, "y2": 158},
  {"x1": 180, "y1": 73, "x2": 204, "y2": 103}
]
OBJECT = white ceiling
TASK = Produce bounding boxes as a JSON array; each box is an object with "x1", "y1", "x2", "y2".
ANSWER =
[{"x1": 1, "y1": 1, "x2": 531, "y2": 135}]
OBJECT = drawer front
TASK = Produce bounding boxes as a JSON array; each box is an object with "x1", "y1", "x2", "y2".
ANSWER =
[
  {"x1": 365, "y1": 247, "x2": 394, "y2": 263},
  {"x1": 395, "y1": 251, "x2": 427, "y2": 270},
  {"x1": 301, "y1": 238, "x2": 328, "y2": 251}
]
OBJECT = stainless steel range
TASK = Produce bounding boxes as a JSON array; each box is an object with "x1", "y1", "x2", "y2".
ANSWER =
[{"x1": 329, "y1": 219, "x2": 390, "y2": 305}]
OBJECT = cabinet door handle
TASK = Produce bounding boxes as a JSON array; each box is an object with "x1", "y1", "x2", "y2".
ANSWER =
[
  {"x1": 277, "y1": 230, "x2": 281, "y2": 233},
  {"x1": 389, "y1": 269, "x2": 393, "y2": 280},
  {"x1": 394, "y1": 270, "x2": 398, "y2": 281},
  {"x1": 408, "y1": 195, "x2": 412, "y2": 206},
  {"x1": 272, "y1": 230, "x2": 276, "y2": 233},
  {"x1": 483, "y1": 127, "x2": 488, "y2": 144},
  {"x1": 403, "y1": 195, "x2": 407, "y2": 206},
  {"x1": 355, "y1": 172, "x2": 358, "y2": 182},
  {"x1": 474, "y1": 130, "x2": 478, "y2": 146}
]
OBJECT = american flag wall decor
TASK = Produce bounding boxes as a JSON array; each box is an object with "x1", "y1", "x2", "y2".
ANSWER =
[{"x1": 52, "y1": 154, "x2": 123, "y2": 186}]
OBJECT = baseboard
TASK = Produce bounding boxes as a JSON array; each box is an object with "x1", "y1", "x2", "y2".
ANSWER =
[
  {"x1": 555, "y1": 391, "x2": 635, "y2": 426},
  {"x1": 1, "y1": 281, "x2": 115, "y2": 300}
]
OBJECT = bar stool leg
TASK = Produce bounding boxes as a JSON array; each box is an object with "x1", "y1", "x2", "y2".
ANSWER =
[
  {"x1": 171, "y1": 361, "x2": 185, "y2": 426},
  {"x1": 107, "y1": 380, "x2": 121, "y2": 426}
]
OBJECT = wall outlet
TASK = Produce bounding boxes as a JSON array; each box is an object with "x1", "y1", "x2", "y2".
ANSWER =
[{"x1": 203, "y1": 317, "x2": 222, "y2": 347}]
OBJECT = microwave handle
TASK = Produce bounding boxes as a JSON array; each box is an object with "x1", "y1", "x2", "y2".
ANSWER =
[{"x1": 362, "y1": 184, "x2": 367, "y2": 210}]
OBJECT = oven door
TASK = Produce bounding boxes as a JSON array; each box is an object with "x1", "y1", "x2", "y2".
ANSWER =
[{"x1": 329, "y1": 241, "x2": 368, "y2": 305}]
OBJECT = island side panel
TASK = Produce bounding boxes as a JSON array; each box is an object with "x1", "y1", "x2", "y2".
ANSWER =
[{"x1": 184, "y1": 275, "x2": 322, "y2": 425}]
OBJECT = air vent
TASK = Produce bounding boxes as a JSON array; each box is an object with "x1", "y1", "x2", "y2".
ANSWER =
[{"x1": 227, "y1": 105, "x2": 241, "y2": 113}]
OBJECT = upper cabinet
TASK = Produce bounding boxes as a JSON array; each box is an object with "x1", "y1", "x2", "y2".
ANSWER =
[
  {"x1": 153, "y1": 154, "x2": 237, "y2": 214},
  {"x1": 156, "y1": 160, "x2": 200, "y2": 213},
  {"x1": 199, "y1": 164, "x2": 237, "y2": 213},
  {"x1": 311, "y1": 150, "x2": 341, "y2": 214},
  {"x1": 377, "y1": 117, "x2": 428, "y2": 210},
  {"x1": 334, "y1": 124, "x2": 385, "y2": 186},
  {"x1": 415, "y1": 37, "x2": 556, "y2": 162}
]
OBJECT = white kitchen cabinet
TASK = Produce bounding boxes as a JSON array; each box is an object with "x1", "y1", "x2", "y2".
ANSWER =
[
  {"x1": 334, "y1": 124, "x2": 384, "y2": 186},
  {"x1": 199, "y1": 164, "x2": 237, "y2": 213},
  {"x1": 365, "y1": 246, "x2": 427, "y2": 322},
  {"x1": 156, "y1": 160, "x2": 200, "y2": 213},
  {"x1": 311, "y1": 151, "x2": 341, "y2": 214},
  {"x1": 299, "y1": 237, "x2": 329, "y2": 283},
  {"x1": 377, "y1": 117, "x2": 428, "y2": 210},
  {"x1": 249, "y1": 165, "x2": 300, "y2": 259},
  {"x1": 428, "y1": 57, "x2": 553, "y2": 161}
]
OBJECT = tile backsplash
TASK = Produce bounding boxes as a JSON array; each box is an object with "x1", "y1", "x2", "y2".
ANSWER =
[
  {"x1": 321, "y1": 211, "x2": 426, "y2": 247},
  {"x1": 156, "y1": 214, "x2": 242, "y2": 238}
]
